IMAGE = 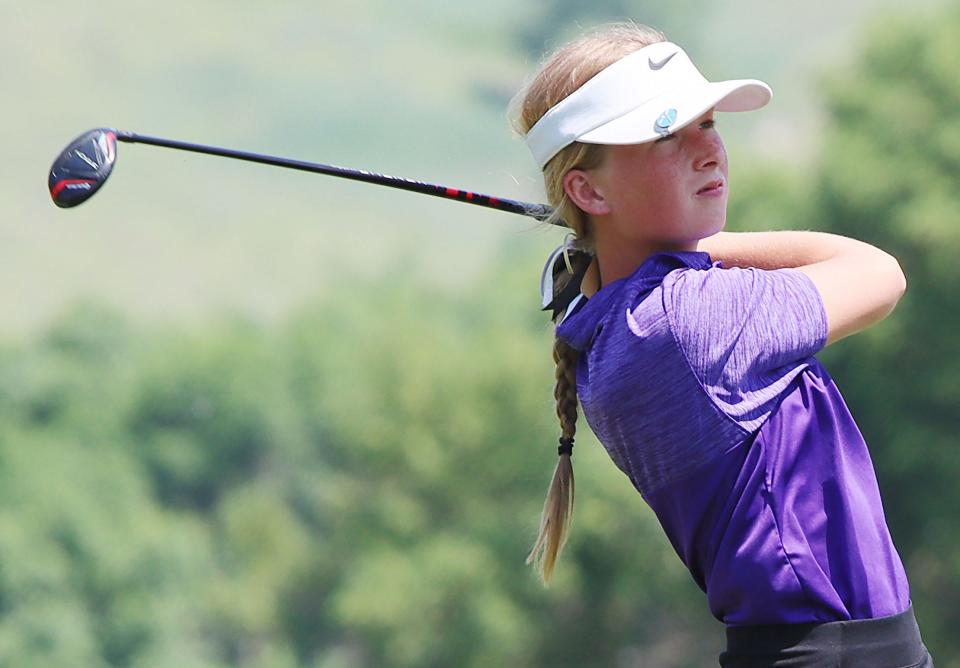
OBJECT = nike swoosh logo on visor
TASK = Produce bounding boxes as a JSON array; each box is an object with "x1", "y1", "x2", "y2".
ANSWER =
[{"x1": 649, "y1": 52, "x2": 677, "y2": 70}]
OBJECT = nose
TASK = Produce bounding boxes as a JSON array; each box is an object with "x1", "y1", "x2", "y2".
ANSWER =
[{"x1": 693, "y1": 128, "x2": 725, "y2": 172}]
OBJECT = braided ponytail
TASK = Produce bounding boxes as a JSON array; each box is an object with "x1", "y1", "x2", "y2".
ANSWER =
[
  {"x1": 526, "y1": 336, "x2": 579, "y2": 584},
  {"x1": 515, "y1": 22, "x2": 666, "y2": 585}
]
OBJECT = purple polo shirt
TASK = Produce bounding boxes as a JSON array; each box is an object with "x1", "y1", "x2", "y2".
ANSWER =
[{"x1": 556, "y1": 251, "x2": 910, "y2": 626}]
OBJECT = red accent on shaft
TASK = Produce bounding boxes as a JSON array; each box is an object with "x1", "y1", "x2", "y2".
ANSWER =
[
  {"x1": 446, "y1": 188, "x2": 458, "y2": 197},
  {"x1": 50, "y1": 179, "x2": 95, "y2": 198},
  {"x1": 466, "y1": 192, "x2": 473, "y2": 201}
]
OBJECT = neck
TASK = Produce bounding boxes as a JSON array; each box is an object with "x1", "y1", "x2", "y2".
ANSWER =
[{"x1": 592, "y1": 231, "x2": 699, "y2": 289}]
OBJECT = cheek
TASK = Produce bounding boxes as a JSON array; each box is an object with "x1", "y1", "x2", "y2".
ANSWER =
[
  {"x1": 640, "y1": 161, "x2": 686, "y2": 210},
  {"x1": 713, "y1": 138, "x2": 729, "y2": 175}
]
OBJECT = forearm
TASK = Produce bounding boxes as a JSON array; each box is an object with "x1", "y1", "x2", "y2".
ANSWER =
[{"x1": 697, "y1": 230, "x2": 890, "y2": 270}]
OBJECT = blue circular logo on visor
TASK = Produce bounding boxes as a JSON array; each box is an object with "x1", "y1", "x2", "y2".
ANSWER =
[{"x1": 655, "y1": 108, "x2": 678, "y2": 134}]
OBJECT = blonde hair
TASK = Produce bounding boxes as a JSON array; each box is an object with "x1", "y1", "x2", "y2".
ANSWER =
[
  {"x1": 513, "y1": 22, "x2": 667, "y2": 585},
  {"x1": 511, "y1": 21, "x2": 667, "y2": 245}
]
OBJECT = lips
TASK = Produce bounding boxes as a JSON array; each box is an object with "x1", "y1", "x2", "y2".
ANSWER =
[{"x1": 696, "y1": 179, "x2": 724, "y2": 195}]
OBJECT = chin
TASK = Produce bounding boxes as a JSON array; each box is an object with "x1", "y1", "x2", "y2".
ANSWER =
[{"x1": 698, "y1": 217, "x2": 726, "y2": 240}]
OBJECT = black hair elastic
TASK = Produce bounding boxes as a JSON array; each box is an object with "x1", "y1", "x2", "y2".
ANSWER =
[{"x1": 558, "y1": 436, "x2": 574, "y2": 456}]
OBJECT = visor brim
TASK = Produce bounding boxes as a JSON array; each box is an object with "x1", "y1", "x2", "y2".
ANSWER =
[{"x1": 578, "y1": 79, "x2": 772, "y2": 146}]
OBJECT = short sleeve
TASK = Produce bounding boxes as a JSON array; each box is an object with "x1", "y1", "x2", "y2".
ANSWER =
[{"x1": 660, "y1": 266, "x2": 829, "y2": 431}]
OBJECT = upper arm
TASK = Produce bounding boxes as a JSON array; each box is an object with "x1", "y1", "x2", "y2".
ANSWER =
[
  {"x1": 662, "y1": 266, "x2": 828, "y2": 384},
  {"x1": 794, "y1": 250, "x2": 907, "y2": 346},
  {"x1": 660, "y1": 265, "x2": 829, "y2": 432}
]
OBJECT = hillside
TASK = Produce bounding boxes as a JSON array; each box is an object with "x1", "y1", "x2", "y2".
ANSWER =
[{"x1": 2, "y1": 0, "x2": 946, "y2": 334}]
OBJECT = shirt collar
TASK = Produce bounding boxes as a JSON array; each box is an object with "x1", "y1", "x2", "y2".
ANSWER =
[{"x1": 556, "y1": 250, "x2": 715, "y2": 351}]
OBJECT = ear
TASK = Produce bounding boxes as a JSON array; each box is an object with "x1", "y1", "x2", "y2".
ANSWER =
[{"x1": 563, "y1": 169, "x2": 610, "y2": 217}]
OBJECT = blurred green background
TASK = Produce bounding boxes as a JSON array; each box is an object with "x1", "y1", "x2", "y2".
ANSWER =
[{"x1": 3, "y1": 1, "x2": 959, "y2": 666}]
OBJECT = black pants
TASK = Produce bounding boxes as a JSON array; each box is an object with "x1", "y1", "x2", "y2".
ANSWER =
[{"x1": 720, "y1": 605, "x2": 933, "y2": 667}]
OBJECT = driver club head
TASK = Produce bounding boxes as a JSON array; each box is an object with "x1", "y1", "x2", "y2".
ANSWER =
[{"x1": 48, "y1": 128, "x2": 118, "y2": 208}]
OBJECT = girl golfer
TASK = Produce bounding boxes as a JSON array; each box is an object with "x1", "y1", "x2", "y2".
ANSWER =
[{"x1": 515, "y1": 23, "x2": 933, "y2": 667}]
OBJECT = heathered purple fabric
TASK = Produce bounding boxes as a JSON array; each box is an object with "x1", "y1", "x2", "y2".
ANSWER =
[{"x1": 555, "y1": 250, "x2": 910, "y2": 625}]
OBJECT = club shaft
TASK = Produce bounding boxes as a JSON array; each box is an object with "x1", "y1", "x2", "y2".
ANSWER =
[{"x1": 115, "y1": 131, "x2": 558, "y2": 225}]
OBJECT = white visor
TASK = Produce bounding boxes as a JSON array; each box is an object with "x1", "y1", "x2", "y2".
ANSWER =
[{"x1": 525, "y1": 42, "x2": 772, "y2": 168}]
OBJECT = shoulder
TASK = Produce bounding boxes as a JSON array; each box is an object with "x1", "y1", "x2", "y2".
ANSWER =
[
  {"x1": 661, "y1": 264, "x2": 827, "y2": 386},
  {"x1": 662, "y1": 264, "x2": 825, "y2": 330}
]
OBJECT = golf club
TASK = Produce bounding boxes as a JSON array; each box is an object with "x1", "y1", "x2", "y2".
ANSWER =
[{"x1": 48, "y1": 128, "x2": 559, "y2": 224}]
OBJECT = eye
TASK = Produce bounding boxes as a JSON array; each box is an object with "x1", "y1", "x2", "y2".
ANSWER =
[{"x1": 700, "y1": 118, "x2": 717, "y2": 130}]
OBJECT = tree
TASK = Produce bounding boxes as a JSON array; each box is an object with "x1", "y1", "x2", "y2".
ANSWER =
[{"x1": 813, "y1": 7, "x2": 960, "y2": 663}]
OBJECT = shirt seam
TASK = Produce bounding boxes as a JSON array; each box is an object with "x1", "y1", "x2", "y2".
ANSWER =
[
  {"x1": 783, "y1": 268, "x2": 830, "y2": 351},
  {"x1": 620, "y1": 295, "x2": 750, "y2": 495},
  {"x1": 759, "y1": 439, "x2": 834, "y2": 623},
  {"x1": 660, "y1": 271, "x2": 752, "y2": 440}
]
